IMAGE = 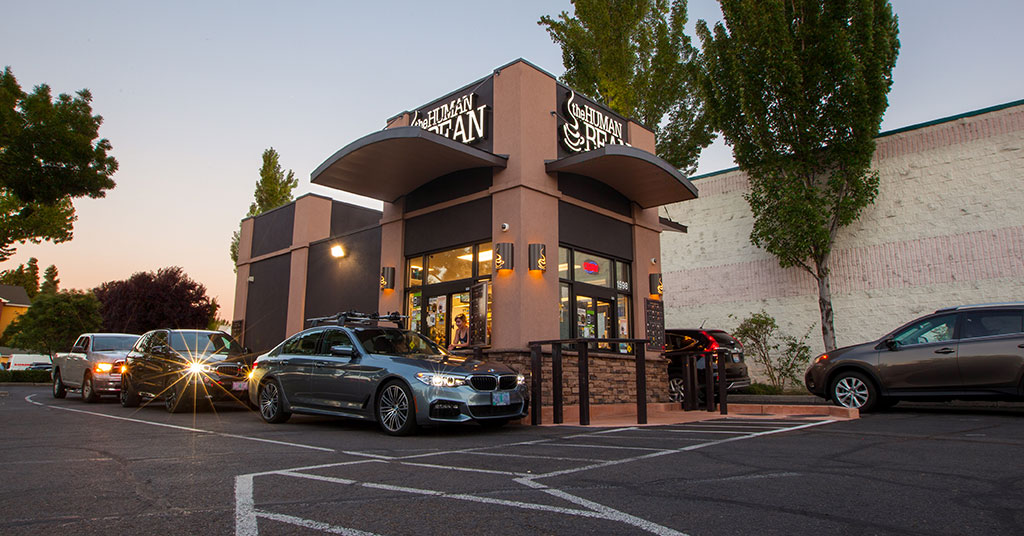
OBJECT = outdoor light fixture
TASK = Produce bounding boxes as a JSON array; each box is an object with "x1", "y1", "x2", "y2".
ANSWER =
[
  {"x1": 380, "y1": 267, "x2": 395, "y2": 290},
  {"x1": 495, "y1": 242, "x2": 514, "y2": 271},
  {"x1": 331, "y1": 244, "x2": 345, "y2": 258},
  {"x1": 528, "y1": 243, "x2": 546, "y2": 272},
  {"x1": 649, "y1": 273, "x2": 664, "y2": 296}
]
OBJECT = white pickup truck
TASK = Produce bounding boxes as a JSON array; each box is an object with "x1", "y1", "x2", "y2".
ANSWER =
[{"x1": 52, "y1": 333, "x2": 140, "y2": 402}]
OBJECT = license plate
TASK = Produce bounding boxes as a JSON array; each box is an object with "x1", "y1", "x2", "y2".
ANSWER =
[
  {"x1": 491, "y1": 391, "x2": 510, "y2": 406},
  {"x1": 232, "y1": 381, "x2": 248, "y2": 391}
]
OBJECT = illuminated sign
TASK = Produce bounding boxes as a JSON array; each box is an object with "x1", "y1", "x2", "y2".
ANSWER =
[
  {"x1": 560, "y1": 90, "x2": 630, "y2": 154},
  {"x1": 582, "y1": 260, "x2": 600, "y2": 274},
  {"x1": 411, "y1": 92, "x2": 488, "y2": 145}
]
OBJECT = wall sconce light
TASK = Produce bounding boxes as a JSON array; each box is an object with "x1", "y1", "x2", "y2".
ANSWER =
[
  {"x1": 649, "y1": 273, "x2": 663, "y2": 296},
  {"x1": 528, "y1": 243, "x2": 546, "y2": 272},
  {"x1": 380, "y1": 266, "x2": 395, "y2": 290},
  {"x1": 331, "y1": 244, "x2": 345, "y2": 258},
  {"x1": 494, "y1": 242, "x2": 514, "y2": 271},
  {"x1": 247, "y1": 275, "x2": 255, "y2": 283}
]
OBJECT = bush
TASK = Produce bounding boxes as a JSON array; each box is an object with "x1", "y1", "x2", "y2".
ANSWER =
[
  {"x1": 0, "y1": 370, "x2": 52, "y2": 383},
  {"x1": 738, "y1": 382, "x2": 783, "y2": 395},
  {"x1": 732, "y1": 310, "x2": 813, "y2": 392}
]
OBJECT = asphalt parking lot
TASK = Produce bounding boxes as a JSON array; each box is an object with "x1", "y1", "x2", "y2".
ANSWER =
[{"x1": 2, "y1": 384, "x2": 1023, "y2": 535}]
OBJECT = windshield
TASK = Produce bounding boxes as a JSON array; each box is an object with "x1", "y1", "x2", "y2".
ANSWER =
[
  {"x1": 355, "y1": 328, "x2": 447, "y2": 357},
  {"x1": 169, "y1": 331, "x2": 242, "y2": 356},
  {"x1": 93, "y1": 335, "x2": 140, "y2": 352}
]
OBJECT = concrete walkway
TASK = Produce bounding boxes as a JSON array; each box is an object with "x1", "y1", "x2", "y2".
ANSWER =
[{"x1": 528, "y1": 401, "x2": 857, "y2": 428}]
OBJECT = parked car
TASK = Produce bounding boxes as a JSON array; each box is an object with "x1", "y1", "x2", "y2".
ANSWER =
[
  {"x1": 26, "y1": 363, "x2": 52, "y2": 371},
  {"x1": 51, "y1": 333, "x2": 139, "y2": 402},
  {"x1": 120, "y1": 329, "x2": 252, "y2": 413},
  {"x1": 805, "y1": 303, "x2": 1024, "y2": 412},
  {"x1": 664, "y1": 329, "x2": 751, "y2": 403},
  {"x1": 249, "y1": 312, "x2": 529, "y2": 435}
]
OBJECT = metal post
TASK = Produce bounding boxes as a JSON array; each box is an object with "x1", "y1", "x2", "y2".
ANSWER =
[
  {"x1": 578, "y1": 340, "x2": 590, "y2": 426},
  {"x1": 684, "y1": 355, "x2": 698, "y2": 411},
  {"x1": 552, "y1": 343, "x2": 563, "y2": 424},
  {"x1": 473, "y1": 345, "x2": 483, "y2": 361},
  {"x1": 704, "y1": 355, "x2": 715, "y2": 412},
  {"x1": 530, "y1": 344, "x2": 542, "y2": 426},
  {"x1": 717, "y1": 350, "x2": 728, "y2": 415},
  {"x1": 634, "y1": 343, "x2": 647, "y2": 425}
]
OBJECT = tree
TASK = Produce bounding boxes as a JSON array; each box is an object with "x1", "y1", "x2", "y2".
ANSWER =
[
  {"x1": 0, "y1": 67, "x2": 118, "y2": 260},
  {"x1": 539, "y1": 0, "x2": 713, "y2": 173},
  {"x1": 731, "y1": 310, "x2": 812, "y2": 391},
  {"x1": 1, "y1": 291, "x2": 102, "y2": 355},
  {"x1": 0, "y1": 256, "x2": 39, "y2": 298},
  {"x1": 697, "y1": 0, "x2": 900, "y2": 351},
  {"x1": 39, "y1": 264, "x2": 59, "y2": 295},
  {"x1": 229, "y1": 148, "x2": 298, "y2": 265},
  {"x1": 92, "y1": 267, "x2": 219, "y2": 334}
]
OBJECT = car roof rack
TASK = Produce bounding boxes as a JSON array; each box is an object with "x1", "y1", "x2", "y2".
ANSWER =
[
  {"x1": 934, "y1": 302, "x2": 1024, "y2": 313},
  {"x1": 306, "y1": 311, "x2": 407, "y2": 329}
]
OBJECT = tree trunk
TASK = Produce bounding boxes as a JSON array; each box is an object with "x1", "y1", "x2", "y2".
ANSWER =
[{"x1": 816, "y1": 270, "x2": 837, "y2": 352}]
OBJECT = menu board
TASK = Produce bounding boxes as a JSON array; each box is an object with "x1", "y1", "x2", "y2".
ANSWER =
[
  {"x1": 644, "y1": 298, "x2": 665, "y2": 352},
  {"x1": 469, "y1": 280, "x2": 489, "y2": 345},
  {"x1": 231, "y1": 320, "x2": 244, "y2": 341}
]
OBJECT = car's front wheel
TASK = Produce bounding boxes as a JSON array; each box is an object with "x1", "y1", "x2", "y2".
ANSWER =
[
  {"x1": 52, "y1": 370, "x2": 67, "y2": 399},
  {"x1": 82, "y1": 373, "x2": 100, "y2": 403},
  {"x1": 165, "y1": 380, "x2": 193, "y2": 414},
  {"x1": 120, "y1": 373, "x2": 140, "y2": 408},
  {"x1": 830, "y1": 371, "x2": 878, "y2": 412},
  {"x1": 376, "y1": 381, "x2": 416, "y2": 436},
  {"x1": 258, "y1": 379, "x2": 291, "y2": 424}
]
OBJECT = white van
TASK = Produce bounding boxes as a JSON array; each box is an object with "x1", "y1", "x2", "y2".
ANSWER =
[{"x1": 8, "y1": 354, "x2": 51, "y2": 371}]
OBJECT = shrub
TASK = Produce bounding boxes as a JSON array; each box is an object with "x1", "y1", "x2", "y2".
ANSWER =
[
  {"x1": 0, "y1": 370, "x2": 52, "y2": 383},
  {"x1": 732, "y1": 310, "x2": 813, "y2": 392}
]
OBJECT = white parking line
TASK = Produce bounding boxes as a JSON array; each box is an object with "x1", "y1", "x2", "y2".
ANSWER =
[{"x1": 25, "y1": 394, "x2": 335, "y2": 453}]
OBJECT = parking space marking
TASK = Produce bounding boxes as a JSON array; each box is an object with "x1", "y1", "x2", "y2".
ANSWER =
[
  {"x1": 238, "y1": 419, "x2": 838, "y2": 535},
  {"x1": 25, "y1": 394, "x2": 336, "y2": 453},
  {"x1": 465, "y1": 450, "x2": 606, "y2": 462}
]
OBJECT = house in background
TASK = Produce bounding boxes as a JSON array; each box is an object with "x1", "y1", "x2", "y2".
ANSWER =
[{"x1": 0, "y1": 284, "x2": 32, "y2": 369}]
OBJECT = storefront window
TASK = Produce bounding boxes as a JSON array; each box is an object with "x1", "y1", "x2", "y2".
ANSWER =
[
  {"x1": 405, "y1": 241, "x2": 492, "y2": 349},
  {"x1": 427, "y1": 245, "x2": 473, "y2": 284},
  {"x1": 560, "y1": 245, "x2": 632, "y2": 353},
  {"x1": 574, "y1": 254, "x2": 612, "y2": 288}
]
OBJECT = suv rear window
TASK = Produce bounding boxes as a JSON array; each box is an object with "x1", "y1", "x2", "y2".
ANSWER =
[{"x1": 961, "y1": 310, "x2": 1023, "y2": 339}]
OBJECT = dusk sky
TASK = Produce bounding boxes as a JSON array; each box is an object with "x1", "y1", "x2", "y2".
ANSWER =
[{"x1": 3, "y1": 0, "x2": 1023, "y2": 321}]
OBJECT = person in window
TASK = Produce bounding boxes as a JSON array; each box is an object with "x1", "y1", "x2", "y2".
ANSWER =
[{"x1": 449, "y1": 314, "x2": 469, "y2": 350}]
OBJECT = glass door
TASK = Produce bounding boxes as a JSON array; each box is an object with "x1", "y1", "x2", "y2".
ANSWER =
[{"x1": 576, "y1": 295, "x2": 614, "y2": 349}]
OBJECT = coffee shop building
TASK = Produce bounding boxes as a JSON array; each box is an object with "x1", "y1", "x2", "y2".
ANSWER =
[{"x1": 232, "y1": 59, "x2": 698, "y2": 404}]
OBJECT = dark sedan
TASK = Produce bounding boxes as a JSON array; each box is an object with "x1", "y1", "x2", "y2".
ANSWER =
[
  {"x1": 664, "y1": 329, "x2": 751, "y2": 403},
  {"x1": 120, "y1": 329, "x2": 252, "y2": 413},
  {"x1": 805, "y1": 303, "x2": 1024, "y2": 411}
]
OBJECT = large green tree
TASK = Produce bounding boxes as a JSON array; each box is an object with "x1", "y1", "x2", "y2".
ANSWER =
[
  {"x1": 39, "y1": 264, "x2": 59, "y2": 295},
  {"x1": 92, "y1": 266, "x2": 219, "y2": 334},
  {"x1": 539, "y1": 0, "x2": 713, "y2": 173},
  {"x1": 698, "y1": 0, "x2": 899, "y2": 351},
  {"x1": 229, "y1": 147, "x2": 298, "y2": 265},
  {"x1": 1, "y1": 290, "x2": 102, "y2": 355},
  {"x1": 0, "y1": 256, "x2": 39, "y2": 298},
  {"x1": 0, "y1": 67, "x2": 118, "y2": 260}
]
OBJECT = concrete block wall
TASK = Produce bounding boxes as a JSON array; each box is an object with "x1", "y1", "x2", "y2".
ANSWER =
[{"x1": 661, "y1": 103, "x2": 1024, "y2": 382}]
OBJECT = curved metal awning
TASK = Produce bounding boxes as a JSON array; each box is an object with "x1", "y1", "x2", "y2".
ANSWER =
[
  {"x1": 545, "y1": 145, "x2": 698, "y2": 208},
  {"x1": 311, "y1": 127, "x2": 508, "y2": 202}
]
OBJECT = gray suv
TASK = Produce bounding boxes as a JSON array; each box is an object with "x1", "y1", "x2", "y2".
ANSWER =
[{"x1": 805, "y1": 303, "x2": 1024, "y2": 411}]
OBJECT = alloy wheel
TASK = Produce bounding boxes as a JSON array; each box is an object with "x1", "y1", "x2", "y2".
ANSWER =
[
  {"x1": 378, "y1": 384, "x2": 409, "y2": 432},
  {"x1": 668, "y1": 377, "x2": 685, "y2": 403},
  {"x1": 260, "y1": 382, "x2": 280, "y2": 421},
  {"x1": 834, "y1": 376, "x2": 869, "y2": 408}
]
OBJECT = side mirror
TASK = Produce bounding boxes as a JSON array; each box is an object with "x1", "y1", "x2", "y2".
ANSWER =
[
  {"x1": 884, "y1": 338, "x2": 899, "y2": 351},
  {"x1": 331, "y1": 345, "x2": 355, "y2": 357}
]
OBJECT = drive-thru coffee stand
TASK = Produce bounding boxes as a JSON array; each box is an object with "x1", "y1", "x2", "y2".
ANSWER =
[{"x1": 233, "y1": 59, "x2": 699, "y2": 413}]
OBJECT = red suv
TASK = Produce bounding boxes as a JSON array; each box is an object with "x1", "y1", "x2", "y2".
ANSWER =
[{"x1": 664, "y1": 329, "x2": 751, "y2": 403}]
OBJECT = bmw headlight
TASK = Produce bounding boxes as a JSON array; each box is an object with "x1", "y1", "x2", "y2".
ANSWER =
[
  {"x1": 415, "y1": 372, "x2": 466, "y2": 387},
  {"x1": 186, "y1": 361, "x2": 213, "y2": 374}
]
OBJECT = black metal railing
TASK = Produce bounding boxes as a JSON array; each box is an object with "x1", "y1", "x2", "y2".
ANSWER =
[
  {"x1": 527, "y1": 338, "x2": 651, "y2": 426},
  {"x1": 677, "y1": 351, "x2": 729, "y2": 415}
]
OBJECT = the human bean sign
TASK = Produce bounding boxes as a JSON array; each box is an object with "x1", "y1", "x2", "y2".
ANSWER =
[{"x1": 559, "y1": 89, "x2": 630, "y2": 154}]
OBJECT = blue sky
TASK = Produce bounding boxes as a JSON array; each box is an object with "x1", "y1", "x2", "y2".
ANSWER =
[{"x1": 2, "y1": 0, "x2": 1022, "y2": 320}]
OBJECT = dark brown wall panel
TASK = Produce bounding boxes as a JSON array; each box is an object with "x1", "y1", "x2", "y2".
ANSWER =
[
  {"x1": 559, "y1": 201, "x2": 633, "y2": 260},
  {"x1": 331, "y1": 202, "x2": 382, "y2": 237},
  {"x1": 404, "y1": 168, "x2": 493, "y2": 213},
  {"x1": 305, "y1": 227, "x2": 382, "y2": 319},
  {"x1": 404, "y1": 197, "x2": 492, "y2": 256},
  {"x1": 558, "y1": 173, "x2": 632, "y2": 217},
  {"x1": 250, "y1": 204, "x2": 295, "y2": 258},
  {"x1": 244, "y1": 253, "x2": 290, "y2": 353}
]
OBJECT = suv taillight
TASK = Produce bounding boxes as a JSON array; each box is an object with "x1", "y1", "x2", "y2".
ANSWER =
[{"x1": 701, "y1": 331, "x2": 719, "y2": 352}]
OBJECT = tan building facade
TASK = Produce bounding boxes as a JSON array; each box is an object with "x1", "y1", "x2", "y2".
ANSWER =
[{"x1": 661, "y1": 100, "x2": 1024, "y2": 379}]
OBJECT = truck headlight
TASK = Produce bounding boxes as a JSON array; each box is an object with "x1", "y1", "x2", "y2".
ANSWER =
[
  {"x1": 94, "y1": 363, "x2": 113, "y2": 373},
  {"x1": 415, "y1": 372, "x2": 466, "y2": 387}
]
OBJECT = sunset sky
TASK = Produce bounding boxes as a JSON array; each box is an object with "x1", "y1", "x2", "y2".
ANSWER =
[{"x1": 3, "y1": 0, "x2": 1022, "y2": 321}]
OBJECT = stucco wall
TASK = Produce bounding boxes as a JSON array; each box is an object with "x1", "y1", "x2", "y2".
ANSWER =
[{"x1": 661, "y1": 103, "x2": 1024, "y2": 380}]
